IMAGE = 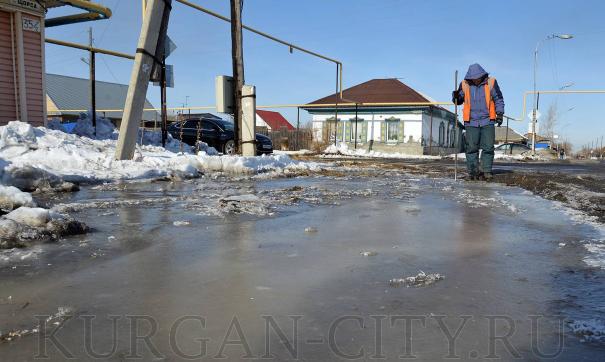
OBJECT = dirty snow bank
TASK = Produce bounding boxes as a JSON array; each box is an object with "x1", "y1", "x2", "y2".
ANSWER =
[
  {"x1": 0, "y1": 185, "x2": 35, "y2": 211},
  {"x1": 0, "y1": 121, "x2": 321, "y2": 188},
  {"x1": 448, "y1": 152, "x2": 553, "y2": 162},
  {"x1": 323, "y1": 143, "x2": 440, "y2": 160},
  {"x1": 196, "y1": 152, "x2": 323, "y2": 175},
  {"x1": 0, "y1": 206, "x2": 88, "y2": 248}
]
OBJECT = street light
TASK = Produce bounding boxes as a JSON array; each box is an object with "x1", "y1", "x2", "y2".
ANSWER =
[{"x1": 531, "y1": 33, "x2": 573, "y2": 153}]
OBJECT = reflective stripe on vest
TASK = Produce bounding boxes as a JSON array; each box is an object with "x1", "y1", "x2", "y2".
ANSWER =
[{"x1": 461, "y1": 77, "x2": 497, "y2": 122}]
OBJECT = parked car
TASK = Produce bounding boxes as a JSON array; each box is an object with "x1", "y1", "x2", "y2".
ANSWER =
[
  {"x1": 168, "y1": 118, "x2": 273, "y2": 155},
  {"x1": 495, "y1": 143, "x2": 530, "y2": 156}
]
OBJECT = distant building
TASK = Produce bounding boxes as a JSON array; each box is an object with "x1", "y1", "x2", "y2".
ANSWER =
[
  {"x1": 303, "y1": 78, "x2": 458, "y2": 155},
  {"x1": 256, "y1": 110, "x2": 295, "y2": 131},
  {"x1": 495, "y1": 126, "x2": 526, "y2": 144},
  {"x1": 176, "y1": 112, "x2": 222, "y2": 122},
  {"x1": 46, "y1": 74, "x2": 159, "y2": 126},
  {"x1": 0, "y1": 1, "x2": 110, "y2": 126},
  {"x1": 524, "y1": 133, "x2": 552, "y2": 149}
]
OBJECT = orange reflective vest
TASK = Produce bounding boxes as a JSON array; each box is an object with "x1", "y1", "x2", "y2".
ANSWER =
[{"x1": 460, "y1": 77, "x2": 497, "y2": 122}]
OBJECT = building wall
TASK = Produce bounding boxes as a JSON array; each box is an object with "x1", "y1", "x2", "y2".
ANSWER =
[
  {"x1": 311, "y1": 112, "x2": 424, "y2": 145},
  {"x1": 255, "y1": 114, "x2": 270, "y2": 131},
  {"x1": 22, "y1": 12, "x2": 44, "y2": 125},
  {"x1": 0, "y1": 10, "x2": 18, "y2": 123},
  {"x1": 311, "y1": 109, "x2": 459, "y2": 155},
  {"x1": 0, "y1": 1, "x2": 45, "y2": 126}
]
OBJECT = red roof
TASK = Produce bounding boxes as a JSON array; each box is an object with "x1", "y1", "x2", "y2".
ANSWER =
[
  {"x1": 256, "y1": 110, "x2": 295, "y2": 131},
  {"x1": 306, "y1": 78, "x2": 430, "y2": 105}
]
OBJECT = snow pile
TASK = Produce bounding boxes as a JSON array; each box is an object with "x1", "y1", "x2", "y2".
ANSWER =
[
  {"x1": 389, "y1": 271, "x2": 445, "y2": 288},
  {"x1": 0, "y1": 185, "x2": 35, "y2": 211},
  {"x1": 0, "y1": 121, "x2": 198, "y2": 185},
  {"x1": 139, "y1": 128, "x2": 189, "y2": 153},
  {"x1": 0, "y1": 206, "x2": 88, "y2": 248},
  {"x1": 0, "y1": 120, "x2": 37, "y2": 148},
  {"x1": 449, "y1": 152, "x2": 553, "y2": 161},
  {"x1": 323, "y1": 142, "x2": 440, "y2": 160},
  {"x1": 0, "y1": 121, "x2": 324, "y2": 188},
  {"x1": 46, "y1": 118, "x2": 66, "y2": 132},
  {"x1": 196, "y1": 141, "x2": 219, "y2": 156},
  {"x1": 72, "y1": 113, "x2": 117, "y2": 140},
  {"x1": 196, "y1": 153, "x2": 323, "y2": 175},
  {"x1": 5, "y1": 207, "x2": 49, "y2": 227}
]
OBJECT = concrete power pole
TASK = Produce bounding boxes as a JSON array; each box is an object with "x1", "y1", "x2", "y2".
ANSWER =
[
  {"x1": 115, "y1": 0, "x2": 172, "y2": 160},
  {"x1": 89, "y1": 27, "x2": 96, "y2": 135},
  {"x1": 230, "y1": 0, "x2": 244, "y2": 154}
]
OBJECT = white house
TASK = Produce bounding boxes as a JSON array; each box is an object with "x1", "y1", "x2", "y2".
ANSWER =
[{"x1": 303, "y1": 79, "x2": 460, "y2": 155}]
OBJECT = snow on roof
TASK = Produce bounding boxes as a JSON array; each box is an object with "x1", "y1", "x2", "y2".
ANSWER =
[
  {"x1": 256, "y1": 110, "x2": 295, "y2": 131},
  {"x1": 46, "y1": 74, "x2": 159, "y2": 121}
]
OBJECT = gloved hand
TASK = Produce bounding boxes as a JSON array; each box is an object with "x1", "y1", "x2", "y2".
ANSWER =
[
  {"x1": 496, "y1": 113, "x2": 504, "y2": 126},
  {"x1": 452, "y1": 90, "x2": 461, "y2": 105}
]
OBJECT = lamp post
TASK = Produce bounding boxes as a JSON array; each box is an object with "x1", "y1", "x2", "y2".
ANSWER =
[{"x1": 532, "y1": 33, "x2": 573, "y2": 153}]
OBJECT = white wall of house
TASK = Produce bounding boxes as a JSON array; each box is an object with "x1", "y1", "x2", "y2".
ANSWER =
[
  {"x1": 311, "y1": 112, "x2": 424, "y2": 144},
  {"x1": 255, "y1": 114, "x2": 270, "y2": 130},
  {"x1": 421, "y1": 112, "x2": 456, "y2": 147}
]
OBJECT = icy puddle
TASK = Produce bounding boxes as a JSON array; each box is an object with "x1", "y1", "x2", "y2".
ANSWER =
[{"x1": 1, "y1": 172, "x2": 604, "y2": 360}]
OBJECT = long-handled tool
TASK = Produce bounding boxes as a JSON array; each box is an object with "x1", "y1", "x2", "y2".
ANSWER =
[{"x1": 454, "y1": 70, "x2": 459, "y2": 181}]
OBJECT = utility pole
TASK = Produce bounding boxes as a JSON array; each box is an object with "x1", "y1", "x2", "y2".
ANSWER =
[
  {"x1": 115, "y1": 0, "x2": 172, "y2": 160},
  {"x1": 89, "y1": 27, "x2": 96, "y2": 135},
  {"x1": 160, "y1": 57, "x2": 167, "y2": 147},
  {"x1": 230, "y1": 0, "x2": 244, "y2": 154}
]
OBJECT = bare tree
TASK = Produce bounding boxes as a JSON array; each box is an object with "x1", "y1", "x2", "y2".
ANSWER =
[{"x1": 542, "y1": 103, "x2": 558, "y2": 140}]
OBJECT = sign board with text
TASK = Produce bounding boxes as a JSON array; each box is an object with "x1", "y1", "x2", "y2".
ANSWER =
[{"x1": 0, "y1": 0, "x2": 45, "y2": 15}]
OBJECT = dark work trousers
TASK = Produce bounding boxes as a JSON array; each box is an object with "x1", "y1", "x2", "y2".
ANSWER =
[{"x1": 464, "y1": 124, "x2": 495, "y2": 175}]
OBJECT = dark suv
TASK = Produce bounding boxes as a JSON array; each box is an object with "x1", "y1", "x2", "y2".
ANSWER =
[{"x1": 168, "y1": 118, "x2": 273, "y2": 155}]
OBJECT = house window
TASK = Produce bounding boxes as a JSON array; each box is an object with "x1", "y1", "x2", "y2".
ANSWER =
[
  {"x1": 450, "y1": 128, "x2": 456, "y2": 147},
  {"x1": 438, "y1": 122, "x2": 445, "y2": 146},
  {"x1": 349, "y1": 119, "x2": 362, "y2": 142},
  {"x1": 386, "y1": 120, "x2": 399, "y2": 142}
]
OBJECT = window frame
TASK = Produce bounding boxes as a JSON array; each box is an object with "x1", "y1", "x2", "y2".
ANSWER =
[
  {"x1": 348, "y1": 118, "x2": 363, "y2": 142},
  {"x1": 385, "y1": 119, "x2": 400, "y2": 143}
]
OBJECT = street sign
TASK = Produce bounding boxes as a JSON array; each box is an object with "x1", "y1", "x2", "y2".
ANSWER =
[
  {"x1": 164, "y1": 35, "x2": 177, "y2": 58},
  {"x1": 153, "y1": 64, "x2": 174, "y2": 88},
  {"x1": 165, "y1": 64, "x2": 174, "y2": 88}
]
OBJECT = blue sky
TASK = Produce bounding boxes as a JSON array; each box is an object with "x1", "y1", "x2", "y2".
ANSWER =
[{"x1": 45, "y1": 0, "x2": 605, "y2": 149}]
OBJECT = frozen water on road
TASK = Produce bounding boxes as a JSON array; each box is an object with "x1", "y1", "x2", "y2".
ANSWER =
[{"x1": 1, "y1": 168, "x2": 604, "y2": 360}]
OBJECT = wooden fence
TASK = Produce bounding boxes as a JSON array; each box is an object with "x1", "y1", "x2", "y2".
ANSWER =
[{"x1": 256, "y1": 127, "x2": 314, "y2": 151}]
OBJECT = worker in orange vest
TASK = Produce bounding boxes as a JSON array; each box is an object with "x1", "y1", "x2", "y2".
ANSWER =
[{"x1": 452, "y1": 63, "x2": 505, "y2": 181}]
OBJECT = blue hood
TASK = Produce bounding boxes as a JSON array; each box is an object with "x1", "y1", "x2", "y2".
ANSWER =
[{"x1": 465, "y1": 63, "x2": 488, "y2": 80}]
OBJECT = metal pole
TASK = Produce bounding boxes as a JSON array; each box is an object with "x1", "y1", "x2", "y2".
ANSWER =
[
  {"x1": 89, "y1": 27, "x2": 96, "y2": 135},
  {"x1": 333, "y1": 63, "x2": 339, "y2": 146},
  {"x1": 296, "y1": 107, "x2": 300, "y2": 150},
  {"x1": 505, "y1": 117, "x2": 510, "y2": 155},
  {"x1": 230, "y1": 0, "x2": 244, "y2": 155},
  {"x1": 532, "y1": 44, "x2": 538, "y2": 154},
  {"x1": 161, "y1": 57, "x2": 167, "y2": 147},
  {"x1": 428, "y1": 106, "x2": 433, "y2": 155},
  {"x1": 454, "y1": 70, "x2": 459, "y2": 181},
  {"x1": 354, "y1": 103, "x2": 358, "y2": 149}
]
